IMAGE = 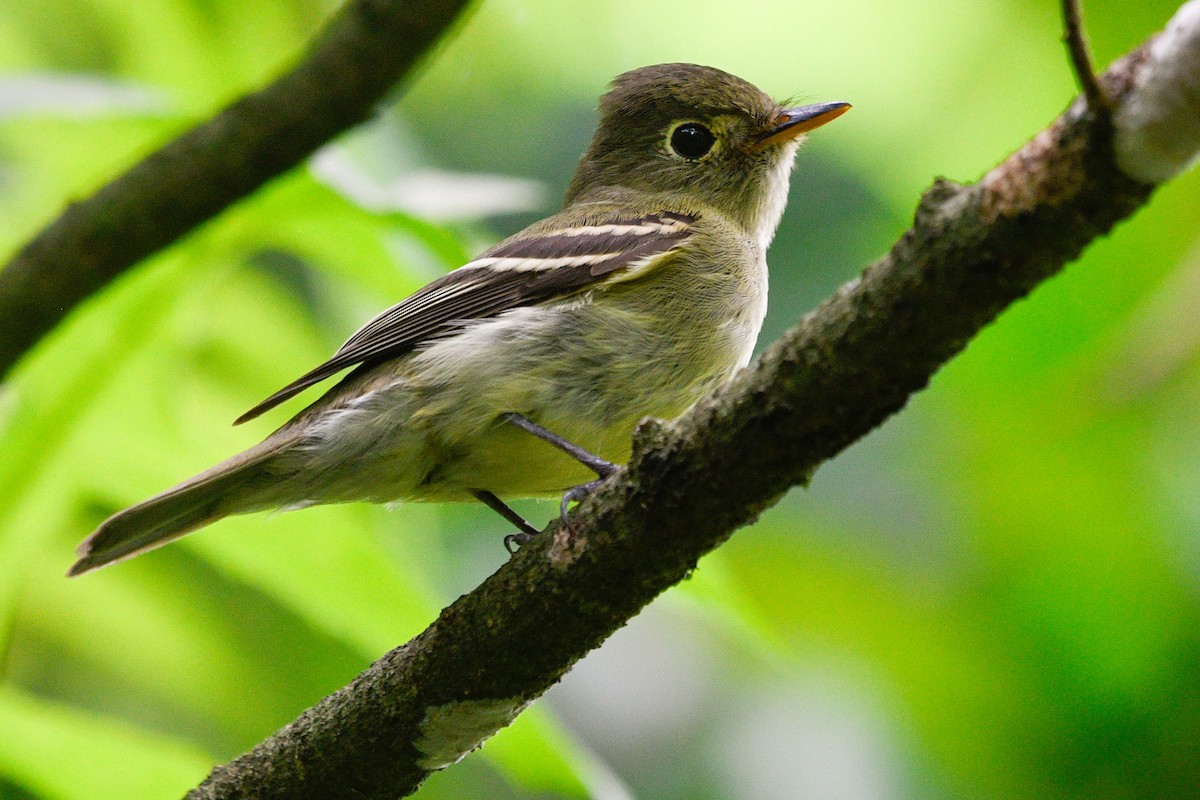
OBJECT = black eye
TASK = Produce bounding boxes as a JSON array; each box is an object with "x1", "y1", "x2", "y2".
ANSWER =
[{"x1": 670, "y1": 123, "x2": 715, "y2": 159}]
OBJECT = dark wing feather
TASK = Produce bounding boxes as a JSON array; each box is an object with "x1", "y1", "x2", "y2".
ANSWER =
[{"x1": 234, "y1": 211, "x2": 697, "y2": 424}]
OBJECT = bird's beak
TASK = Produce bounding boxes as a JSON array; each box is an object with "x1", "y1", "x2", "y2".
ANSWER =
[{"x1": 756, "y1": 101, "x2": 851, "y2": 147}]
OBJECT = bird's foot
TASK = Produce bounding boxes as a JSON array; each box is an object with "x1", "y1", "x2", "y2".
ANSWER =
[
  {"x1": 503, "y1": 531, "x2": 538, "y2": 554},
  {"x1": 473, "y1": 489, "x2": 542, "y2": 553},
  {"x1": 488, "y1": 413, "x2": 625, "y2": 547},
  {"x1": 559, "y1": 478, "x2": 607, "y2": 526}
]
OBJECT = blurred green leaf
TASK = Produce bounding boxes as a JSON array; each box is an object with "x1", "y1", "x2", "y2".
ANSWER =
[{"x1": 0, "y1": 684, "x2": 211, "y2": 800}]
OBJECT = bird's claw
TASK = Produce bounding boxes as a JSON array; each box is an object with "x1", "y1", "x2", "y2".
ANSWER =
[
  {"x1": 559, "y1": 478, "x2": 605, "y2": 526},
  {"x1": 504, "y1": 531, "x2": 538, "y2": 554}
]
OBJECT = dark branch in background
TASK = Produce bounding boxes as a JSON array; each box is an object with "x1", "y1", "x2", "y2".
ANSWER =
[
  {"x1": 0, "y1": 0, "x2": 474, "y2": 377},
  {"x1": 1064, "y1": 0, "x2": 1112, "y2": 113},
  {"x1": 183, "y1": 13, "x2": 1200, "y2": 800}
]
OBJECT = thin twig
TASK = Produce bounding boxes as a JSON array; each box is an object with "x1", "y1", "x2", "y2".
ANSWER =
[{"x1": 1063, "y1": 0, "x2": 1112, "y2": 113}]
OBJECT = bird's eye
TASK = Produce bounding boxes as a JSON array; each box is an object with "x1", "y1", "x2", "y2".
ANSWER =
[{"x1": 669, "y1": 123, "x2": 715, "y2": 159}]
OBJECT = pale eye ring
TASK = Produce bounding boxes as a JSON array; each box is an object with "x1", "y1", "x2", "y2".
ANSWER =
[{"x1": 669, "y1": 122, "x2": 716, "y2": 159}]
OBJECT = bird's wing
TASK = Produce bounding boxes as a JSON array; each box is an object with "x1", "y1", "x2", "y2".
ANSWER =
[{"x1": 235, "y1": 210, "x2": 697, "y2": 424}]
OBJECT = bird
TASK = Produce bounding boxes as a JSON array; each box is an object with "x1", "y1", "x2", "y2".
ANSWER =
[{"x1": 68, "y1": 63, "x2": 849, "y2": 576}]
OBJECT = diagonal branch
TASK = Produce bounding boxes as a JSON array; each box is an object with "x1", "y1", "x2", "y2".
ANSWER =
[
  {"x1": 0, "y1": 0, "x2": 474, "y2": 377},
  {"x1": 185, "y1": 3, "x2": 1200, "y2": 799}
]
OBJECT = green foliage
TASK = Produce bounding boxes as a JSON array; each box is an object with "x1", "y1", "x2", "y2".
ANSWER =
[{"x1": 1, "y1": 0, "x2": 1199, "y2": 798}]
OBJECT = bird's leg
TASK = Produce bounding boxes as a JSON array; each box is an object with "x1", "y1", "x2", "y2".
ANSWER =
[
  {"x1": 557, "y1": 479, "x2": 606, "y2": 525},
  {"x1": 471, "y1": 489, "x2": 541, "y2": 553},
  {"x1": 504, "y1": 413, "x2": 619, "y2": 477},
  {"x1": 504, "y1": 412, "x2": 619, "y2": 525}
]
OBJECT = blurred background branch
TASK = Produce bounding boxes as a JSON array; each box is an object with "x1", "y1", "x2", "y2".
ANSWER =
[{"x1": 0, "y1": 0, "x2": 474, "y2": 377}]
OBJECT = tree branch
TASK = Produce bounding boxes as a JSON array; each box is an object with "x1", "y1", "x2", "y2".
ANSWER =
[
  {"x1": 1063, "y1": 0, "x2": 1111, "y2": 113},
  {"x1": 0, "y1": 0, "x2": 474, "y2": 377},
  {"x1": 184, "y1": 3, "x2": 1200, "y2": 799}
]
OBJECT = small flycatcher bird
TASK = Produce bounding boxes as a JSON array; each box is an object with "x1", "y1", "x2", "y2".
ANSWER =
[{"x1": 69, "y1": 63, "x2": 849, "y2": 576}]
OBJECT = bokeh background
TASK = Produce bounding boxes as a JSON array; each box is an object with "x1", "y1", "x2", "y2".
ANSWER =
[{"x1": 1, "y1": 0, "x2": 1198, "y2": 797}]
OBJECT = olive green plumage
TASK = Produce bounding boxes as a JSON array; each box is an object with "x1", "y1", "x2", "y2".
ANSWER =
[{"x1": 70, "y1": 63, "x2": 849, "y2": 576}]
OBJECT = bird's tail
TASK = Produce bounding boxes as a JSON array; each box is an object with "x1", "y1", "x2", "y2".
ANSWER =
[{"x1": 68, "y1": 442, "x2": 288, "y2": 577}]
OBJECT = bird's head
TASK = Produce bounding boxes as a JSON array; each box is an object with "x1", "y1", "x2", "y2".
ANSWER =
[{"x1": 565, "y1": 63, "x2": 850, "y2": 247}]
